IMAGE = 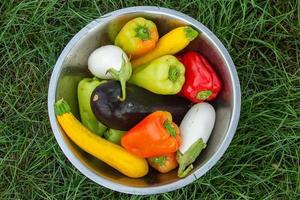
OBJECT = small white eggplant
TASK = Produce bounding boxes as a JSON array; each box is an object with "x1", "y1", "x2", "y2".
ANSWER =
[
  {"x1": 88, "y1": 45, "x2": 131, "y2": 101},
  {"x1": 177, "y1": 102, "x2": 215, "y2": 177}
]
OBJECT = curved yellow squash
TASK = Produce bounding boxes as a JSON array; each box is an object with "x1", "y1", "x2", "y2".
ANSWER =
[
  {"x1": 131, "y1": 26, "x2": 198, "y2": 68},
  {"x1": 55, "y1": 99, "x2": 148, "y2": 178}
]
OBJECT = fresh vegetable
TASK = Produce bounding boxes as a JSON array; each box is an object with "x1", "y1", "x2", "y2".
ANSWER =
[
  {"x1": 179, "y1": 51, "x2": 221, "y2": 102},
  {"x1": 91, "y1": 81, "x2": 191, "y2": 130},
  {"x1": 148, "y1": 153, "x2": 178, "y2": 173},
  {"x1": 129, "y1": 55, "x2": 185, "y2": 95},
  {"x1": 88, "y1": 45, "x2": 132, "y2": 101},
  {"x1": 115, "y1": 17, "x2": 158, "y2": 59},
  {"x1": 77, "y1": 77, "x2": 107, "y2": 136},
  {"x1": 131, "y1": 26, "x2": 198, "y2": 67},
  {"x1": 121, "y1": 111, "x2": 181, "y2": 158},
  {"x1": 54, "y1": 99, "x2": 148, "y2": 178},
  {"x1": 104, "y1": 129, "x2": 125, "y2": 145},
  {"x1": 177, "y1": 102, "x2": 215, "y2": 177},
  {"x1": 56, "y1": 70, "x2": 85, "y2": 119}
]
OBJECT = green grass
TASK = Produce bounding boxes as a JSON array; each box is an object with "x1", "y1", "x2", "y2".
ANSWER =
[{"x1": 0, "y1": 0, "x2": 299, "y2": 199}]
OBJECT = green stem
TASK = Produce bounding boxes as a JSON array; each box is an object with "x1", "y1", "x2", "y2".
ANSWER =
[
  {"x1": 135, "y1": 25, "x2": 151, "y2": 41},
  {"x1": 150, "y1": 156, "x2": 167, "y2": 166},
  {"x1": 54, "y1": 99, "x2": 71, "y2": 116},
  {"x1": 164, "y1": 120, "x2": 176, "y2": 137},
  {"x1": 168, "y1": 66, "x2": 180, "y2": 82},
  {"x1": 184, "y1": 26, "x2": 199, "y2": 41},
  {"x1": 177, "y1": 139, "x2": 207, "y2": 178},
  {"x1": 106, "y1": 55, "x2": 132, "y2": 101},
  {"x1": 196, "y1": 90, "x2": 212, "y2": 100}
]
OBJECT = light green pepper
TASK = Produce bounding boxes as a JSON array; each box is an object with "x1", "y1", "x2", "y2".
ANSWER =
[
  {"x1": 129, "y1": 55, "x2": 185, "y2": 95},
  {"x1": 104, "y1": 129, "x2": 126, "y2": 145},
  {"x1": 77, "y1": 77, "x2": 107, "y2": 136}
]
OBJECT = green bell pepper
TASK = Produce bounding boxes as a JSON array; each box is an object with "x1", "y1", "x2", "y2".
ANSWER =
[
  {"x1": 129, "y1": 55, "x2": 185, "y2": 95},
  {"x1": 77, "y1": 77, "x2": 107, "y2": 136},
  {"x1": 104, "y1": 129, "x2": 126, "y2": 145}
]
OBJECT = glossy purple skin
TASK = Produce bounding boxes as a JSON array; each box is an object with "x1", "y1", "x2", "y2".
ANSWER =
[{"x1": 91, "y1": 81, "x2": 191, "y2": 130}]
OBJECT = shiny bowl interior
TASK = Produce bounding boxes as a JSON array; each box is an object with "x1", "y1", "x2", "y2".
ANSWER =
[{"x1": 48, "y1": 6, "x2": 241, "y2": 195}]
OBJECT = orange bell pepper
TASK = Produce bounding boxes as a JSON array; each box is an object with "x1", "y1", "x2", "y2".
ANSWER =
[{"x1": 121, "y1": 111, "x2": 181, "y2": 158}]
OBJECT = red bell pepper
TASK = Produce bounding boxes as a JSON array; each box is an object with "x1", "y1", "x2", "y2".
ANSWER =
[
  {"x1": 179, "y1": 51, "x2": 221, "y2": 102},
  {"x1": 121, "y1": 111, "x2": 181, "y2": 158}
]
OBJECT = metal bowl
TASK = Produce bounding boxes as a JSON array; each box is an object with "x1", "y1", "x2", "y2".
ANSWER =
[{"x1": 48, "y1": 6, "x2": 241, "y2": 195}]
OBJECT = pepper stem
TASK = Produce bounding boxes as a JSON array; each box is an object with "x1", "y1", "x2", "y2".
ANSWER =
[
  {"x1": 177, "y1": 139, "x2": 207, "y2": 178},
  {"x1": 168, "y1": 66, "x2": 180, "y2": 82},
  {"x1": 150, "y1": 156, "x2": 167, "y2": 166},
  {"x1": 164, "y1": 120, "x2": 176, "y2": 137},
  {"x1": 54, "y1": 99, "x2": 71, "y2": 116},
  {"x1": 135, "y1": 25, "x2": 151, "y2": 41},
  {"x1": 106, "y1": 55, "x2": 132, "y2": 101},
  {"x1": 184, "y1": 26, "x2": 199, "y2": 41},
  {"x1": 196, "y1": 90, "x2": 212, "y2": 100}
]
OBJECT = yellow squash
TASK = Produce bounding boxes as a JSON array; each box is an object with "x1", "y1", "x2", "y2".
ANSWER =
[
  {"x1": 54, "y1": 99, "x2": 148, "y2": 178},
  {"x1": 131, "y1": 26, "x2": 198, "y2": 68}
]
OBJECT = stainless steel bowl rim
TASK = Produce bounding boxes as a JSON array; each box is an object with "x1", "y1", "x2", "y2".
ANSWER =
[{"x1": 48, "y1": 6, "x2": 241, "y2": 195}]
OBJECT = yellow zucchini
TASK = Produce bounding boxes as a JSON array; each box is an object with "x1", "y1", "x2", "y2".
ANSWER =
[
  {"x1": 54, "y1": 99, "x2": 148, "y2": 178},
  {"x1": 131, "y1": 26, "x2": 198, "y2": 68}
]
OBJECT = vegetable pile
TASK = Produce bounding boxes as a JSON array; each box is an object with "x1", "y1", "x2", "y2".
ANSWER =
[{"x1": 54, "y1": 17, "x2": 222, "y2": 178}]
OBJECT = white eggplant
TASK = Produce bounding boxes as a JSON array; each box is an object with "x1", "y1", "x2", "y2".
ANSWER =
[
  {"x1": 88, "y1": 45, "x2": 131, "y2": 101},
  {"x1": 177, "y1": 102, "x2": 215, "y2": 177}
]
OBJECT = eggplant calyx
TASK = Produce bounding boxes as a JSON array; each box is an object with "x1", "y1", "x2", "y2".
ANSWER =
[
  {"x1": 177, "y1": 139, "x2": 206, "y2": 178},
  {"x1": 107, "y1": 55, "x2": 132, "y2": 101}
]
